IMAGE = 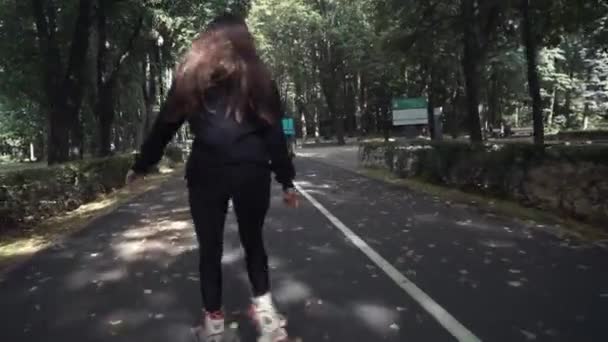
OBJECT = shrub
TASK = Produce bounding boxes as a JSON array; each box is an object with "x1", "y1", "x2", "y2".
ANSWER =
[
  {"x1": 0, "y1": 154, "x2": 134, "y2": 232},
  {"x1": 556, "y1": 130, "x2": 608, "y2": 141},
  {"x1": 359, "y1": 141, "x2": 608, "y2": 226}
]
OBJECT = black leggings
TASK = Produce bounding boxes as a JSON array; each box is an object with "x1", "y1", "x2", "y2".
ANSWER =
[{"x1": 187, "y1": 165, "x2": 271, "y2": 312}]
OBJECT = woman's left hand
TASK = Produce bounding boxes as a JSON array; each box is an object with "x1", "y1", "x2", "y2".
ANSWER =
[{"x1": 283, "y1": 188, "x2": 300, "y2": 209}]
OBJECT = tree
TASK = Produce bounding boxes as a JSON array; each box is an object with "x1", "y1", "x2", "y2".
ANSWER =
[
  {"x1": 93, "y1": 0, "x2": 143, "y2": 156},
  {"x1": 31, "y1": 0, "x2": 93, "y2": 163},
  {"x1": 520, "y1": 0, "x2": 544, "y2": 144}
]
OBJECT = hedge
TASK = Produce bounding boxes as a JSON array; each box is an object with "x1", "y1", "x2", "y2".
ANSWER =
[
  {"x1": 359, "y1": 141, "x2": 608, "y2": 226},
  {"x1": 0, "y1": 154, "x2": 135, "y2": 232},
  {"x1": 556, "y1": 130, "x2": 608, "y2": 141}
]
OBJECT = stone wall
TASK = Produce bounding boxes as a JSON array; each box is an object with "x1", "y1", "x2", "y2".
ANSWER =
[{"x1": 359, "y1": 142, "x2": 608, "y2": 226}]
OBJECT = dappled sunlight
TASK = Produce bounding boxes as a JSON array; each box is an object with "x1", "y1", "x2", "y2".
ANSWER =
[
  {"x1": 413, "y1": 213, "x2": 440, "y2": 223},
  {"x1": 307, "y1": 243, "x2": 338, "y2": 255},
  {"x1": 97, "y1": 268, "x2": 128, "y2": 282},
  {"x1": 268, "y1": 256, "x2": 288, "y2": 270},
  {"x1": 144, "y1": 290, "x2": 178, "y2": 309},
  {"x1": 65, "y1": 268, "x2": 100, "y2": 290},
  {"x1": 112, "y1": 240, "x2": 150, "y2": 262},
  {"x1": 0, "y1": 237, "x2": 48, "y2": 258},
  {"x1": 149, "y1": 204, "x2": 167, "y2": 211},
  {"x1": 455, "y1": 219, "x2": 498, "y2": 231},
  {"x1": 111, "y1": 219, "x2": 196, "y2": 263},
  {"x1": 154, "y1": 220, "x2": 191, "y2": 232},
  {"x1": 73, "y1": 197, "x2": 119, "y2": 213},
  {"x1": 222, "y1": 246, "x2": 244, "y2": 265},
  {"x1": 273, "y1": 277, "x2": 314, "y2": 304},
  {"x1": 352, "y1": 302, "x2": 399, "y2": 335},
  {"x1": 161, "y1": 195, "x2": 181, "y2": 203},
  {"x1": 98, "y1": 308, "x2": 155, "y2": 331},
  {"x1": 479, "y1": 239, "x2": 516, "y2": 249}
]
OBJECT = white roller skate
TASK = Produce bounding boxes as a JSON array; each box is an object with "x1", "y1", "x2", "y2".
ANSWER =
[
  {"x1": 249, "y1": 293, "x2": 289, "y2": 342},
  {"x1": 192, "y1": 310, "x2": 225, "y2": 342}
]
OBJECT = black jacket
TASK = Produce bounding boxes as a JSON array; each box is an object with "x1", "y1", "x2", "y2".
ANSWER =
[{"x1": 132, "y1": 86, "x2": 295, "y2": 190}]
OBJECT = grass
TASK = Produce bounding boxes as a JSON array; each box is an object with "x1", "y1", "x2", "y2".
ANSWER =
[
  {"x1": 362, "y1": 167, "x2": 608, "y2": 242},
  {"x1": 0, "y1": 165, "x2": 182, "y2": 275}
]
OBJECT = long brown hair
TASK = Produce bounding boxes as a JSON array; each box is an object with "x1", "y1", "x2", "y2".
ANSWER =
[{"x1": 167, "y1": 13, "x2": 279, "y2": 124}]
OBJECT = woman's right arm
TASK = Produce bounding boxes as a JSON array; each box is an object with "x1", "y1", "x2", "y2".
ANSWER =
[
  {"x1": 263, "y1": 81, "x2": 296, "y2": 191},
  {"x1": 264, "y1": 121, "x2": 296, "y2": 191}
]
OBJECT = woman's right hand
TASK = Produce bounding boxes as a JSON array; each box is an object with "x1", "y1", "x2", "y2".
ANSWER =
[{"x1": 125, "y1": 169, "x2": 143, "y2": 185}]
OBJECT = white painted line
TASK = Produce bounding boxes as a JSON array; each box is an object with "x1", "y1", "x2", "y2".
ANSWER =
[{"x1": 295, "y1": 183, "x2": 482, "y2": 342}]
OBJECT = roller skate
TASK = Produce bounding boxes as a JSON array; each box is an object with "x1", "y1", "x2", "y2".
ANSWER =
[
  {"x1": 192, "y1": 310, "x2": 225, "y2": 342},
  {"x1": 249, "y1": 294, "x2": 289, "y2": 342}
]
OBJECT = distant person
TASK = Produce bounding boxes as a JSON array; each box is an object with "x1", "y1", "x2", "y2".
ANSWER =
[{"x1": 126, "y1": 13, "x2": 299, "y2": 341}]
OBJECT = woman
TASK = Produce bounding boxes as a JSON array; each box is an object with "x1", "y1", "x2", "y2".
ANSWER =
[{"x1": 126, "y1": 13, "x2": 298, "y2": 341}]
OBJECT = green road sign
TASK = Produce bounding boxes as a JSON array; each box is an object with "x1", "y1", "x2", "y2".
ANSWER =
[
  {"x1": 392, "y1": 97, "x2": 430, "y2": 126},
  {"x1": 392, "y1": 97, "x2": 427, "y2": 110}
]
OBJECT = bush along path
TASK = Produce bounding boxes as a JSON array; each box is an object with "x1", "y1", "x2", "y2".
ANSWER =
[
  {"x1": 359, "y1": 141, "x2": 608, "y2": 230},
  {"x1": 0, "y1": 156, "x2": 182, "y2": 275}
]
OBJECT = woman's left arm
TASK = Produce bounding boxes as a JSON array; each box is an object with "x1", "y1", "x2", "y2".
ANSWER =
[{"x1": 132, "y1": 86, "x2": 185, "y2": 174}]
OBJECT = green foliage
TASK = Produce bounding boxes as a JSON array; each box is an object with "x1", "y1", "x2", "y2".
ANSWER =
[
  {"x1": 556, "y1": 130, "x2": 608, "y2": 141},
  {"x1": 360, "y1": 141, "x2": 608, "y2": 224},
  {"x1": 0, "y1": 0, "x2": 607, "y2": 161},
  {"x1": 0, "y1": 154, "x2": 134, "y2": 231}
]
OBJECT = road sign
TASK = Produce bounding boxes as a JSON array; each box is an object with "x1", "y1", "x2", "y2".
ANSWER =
[
  {"x1": 282, "y1": 118, "x2": 295, "y2": 136},
  {"x1": 392, "y1": 97, "x2": 428, "y2": 126}
]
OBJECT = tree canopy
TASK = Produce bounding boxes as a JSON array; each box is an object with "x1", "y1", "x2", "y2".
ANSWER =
[{"x1": 0, "y1": 0, "x2": 607, "y2": 163}]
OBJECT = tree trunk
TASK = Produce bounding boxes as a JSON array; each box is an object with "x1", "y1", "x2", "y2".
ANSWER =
[
  {"x1": 321, "y1": 78, "x2": 345, "y2": 145},
  {"x1": 94, "y1": 2, "x2": 143, "y2": 156},
  {"x1": 488, "y1": 66, "x2": 500, "y2": 128},
  {"x1": 32, "y1": 0, "x2": 92, "y2": 164},
  {"x1": 144, "y1": 52, "x2": 159, "y2": 133},
  {"x1": 70, "y1": 114, "x2": 85, "y2": 159},
  {"x1": 426, "y1": 65, "x2": 437, "y2": 140},
  {"x1": 547, "y1": 87, "x2": 556, "y2": 127},
  {"x1": 113, "y1": 126, "x2": 121, "y2": 151},
  {"x1": 521, "y1": 0, "x2": 544, "y2": 145},
  {"x1": 462, "y1": 0, "x2": 483, "y2": 143},
  {"x1": 357, "y1": 73, "x2": 366, "y2": 134},
  {"x1": 583, "y1": 104, "x2": 590, "y2": 130},
  {"x1": 46, "y1": 105, "x2": 71, "y2": 163},
  {"x1": 34, "y1": 133, "x2": 45, "y2": 161},
  {"x1": 313, "y1": 106, "x2": 320, "y2": 142},
  {"x1": 333, "y1": 112, "x2": 346, "y2": 145},
  {"x1": 97, "y1": 89, "x2": 114, "y2": 156}
]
